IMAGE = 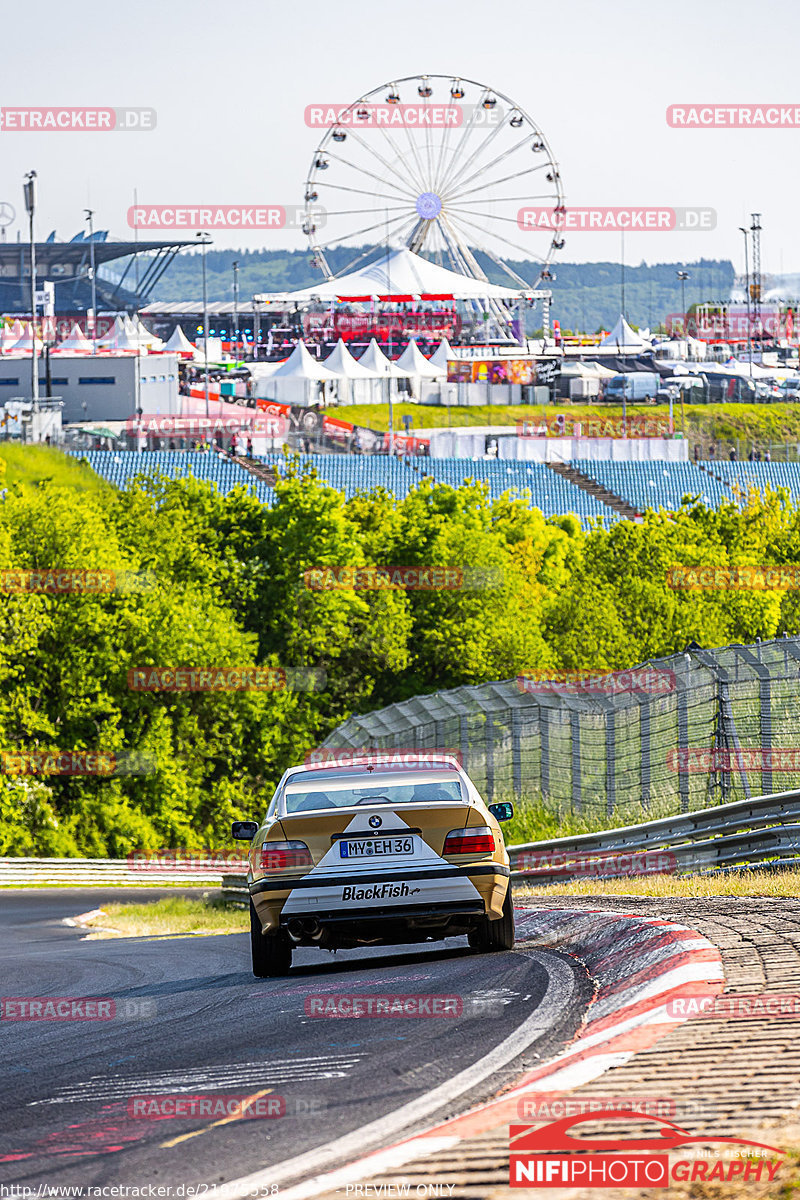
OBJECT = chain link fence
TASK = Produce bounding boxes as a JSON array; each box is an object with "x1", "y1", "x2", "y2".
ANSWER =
[{"x1": 321, "y1": 635, "x2": 800, "y2": 825}]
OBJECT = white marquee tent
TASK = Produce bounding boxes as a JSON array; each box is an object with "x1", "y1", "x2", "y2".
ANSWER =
[
  {"x1": 396, "y1": 337, "x2": 445, "y2": 379},
  {"x1": 254, "y1": 247, "x2": 537, "y2": 303},
  {"x1": 324, "y1": 338, "x2": 378, "y2": 405},
  {"x1": 55, "y1": 324, "x2": 93, "y2": 354},
  {"x1": 599, "y1": 315, "x2": 650, "y2": 353},
  {"x1": 262, "y1": 340, "x2": 340, "y2": 407},
  {"x1": 429, "y1": 337, "x2": 456, "y2": 370},
  {"x1": 11, "y1": 322, "x2": 44, "y2": 353},
  {"x1": 163, "y1": 325, "x2": 196, "y2": 356}
]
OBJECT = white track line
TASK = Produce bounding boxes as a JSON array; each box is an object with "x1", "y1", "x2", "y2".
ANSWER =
[{"x1": 209, "y1": 951, "x2": 576, "y2": 1200}]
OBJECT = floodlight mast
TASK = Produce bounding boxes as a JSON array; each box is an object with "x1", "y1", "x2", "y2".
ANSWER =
[{"x1": 23, "y1": 171, "x2": 38, "y2": 411}]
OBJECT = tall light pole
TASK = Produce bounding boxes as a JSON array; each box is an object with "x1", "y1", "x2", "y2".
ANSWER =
[
  {"x1": 84, "y1": 209, "x2": 97, "y2": 354},
  {"x1": 739, "y1": 226, "x2": 753, "y2": 377},
  {"x1": 232, "y1": 260, "x2": 239, "y2": 359},
  {"x1": 196, "y1": 232, "x2": 211, "y2": 417},
  {"x1": 23, "y1": 171, "x2": 38, "y2": 412},
  {"x1": 677, "y1": 270, "x2": 689, "y2": 338}
]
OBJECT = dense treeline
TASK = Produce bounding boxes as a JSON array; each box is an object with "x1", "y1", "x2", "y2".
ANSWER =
[{"x1": 1, "y1": 452, "x2": 798, "y2": 855}]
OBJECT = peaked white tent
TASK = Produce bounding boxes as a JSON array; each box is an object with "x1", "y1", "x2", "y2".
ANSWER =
[
  {"x1": 55, "y1": 324, "x2": 93, "y2": 353},
  {"x1": 324, "y1": 338, "x2": 378, "y2": 405},
  {"x1": 358, "y1": 338, "x2": 412, "y2": 378},
  {"x1": 429, "y1": 337, "x2": 455, "y2": 370},
  {"x1": 599, "y1": 315, "x2": 649, "y2": 352},
  {"x1": 11, "y1": 322, "x2": 44, "y2": 353},
  {"x1": 262, "y1": 340, "x2": 340, "y2": 407},
  {"x1": 96, "y1": 316, "x2": 125, "y2": 348},
  {"x1": 0, "y1": 324, "x2": 20, "y2": 354},
  {"x1": 324, "y1": 338, "x2": 376, "y2": 378},
  {"x1": 396, "y1": 337, "x2": 445, "y2": 379},
  {"x1": 254, "y1": 247, "x2": 536, "y2": 303},
  {"x1": 270, "y1": 340, "x2": 340, "y2": 380},
  {"x1": 101, "y1": 320, "x2": 142, "y2": 352},
  {"x1": 163, "y1": 325, "x2": 196, "y2": 356},
  {"x1": 131, "y1": 316, "x2": 165, "y2": 351}
]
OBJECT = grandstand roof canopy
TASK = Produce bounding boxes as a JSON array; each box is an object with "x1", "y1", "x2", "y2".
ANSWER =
[
  {"x1": 0, "y1": 239, "x2": 194, "y2": 272},
  {"x1": 254, "y1": 247, "x2": 538, "y2": 304}
]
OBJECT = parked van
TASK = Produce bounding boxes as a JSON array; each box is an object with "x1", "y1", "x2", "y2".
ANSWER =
[{"x1": 604, "y1": 372, "x2": 661, "y2": 402}]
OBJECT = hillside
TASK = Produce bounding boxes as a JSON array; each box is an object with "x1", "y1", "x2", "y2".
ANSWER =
[{"x1": 141, "y1": 247, "x2": 735, "y2": 334}]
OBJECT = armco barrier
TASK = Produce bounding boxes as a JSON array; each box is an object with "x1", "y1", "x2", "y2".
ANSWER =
[
  {"x1": 509, "y1": 787, "x2": 800, "y2": 881},
  {"x1": 0, "y1": 857, "x2": 231, "y2": 887},
  {"x1": 5, "y1": 788, "x2": 799, "y2": 889}
]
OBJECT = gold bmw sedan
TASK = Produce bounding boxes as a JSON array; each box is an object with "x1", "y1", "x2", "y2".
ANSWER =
[{"x1": 232, "y1": 755, "x2": 515, "y2": 976}]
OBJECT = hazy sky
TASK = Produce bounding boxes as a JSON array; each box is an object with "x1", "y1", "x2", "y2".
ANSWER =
[{"x1": 1, "y1": 0, "x2": 796, "y2": 278}]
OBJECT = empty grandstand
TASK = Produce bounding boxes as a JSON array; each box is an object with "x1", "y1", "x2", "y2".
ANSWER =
[
  {"x1": 709, "y1": 460, "x2": 800, "y2": 506},
  {"x1": 68, "y1": 450, "x2": 800, "y2": 525},
  {"x1": 256, "y1": 454, "x2": 620, "y2": 527},
  {"x1": 68, "y1": 450, "x2": 274, "y2": 504},
  {"x1": 570, "y1": 460, "x2": 731, "y2": 515}
]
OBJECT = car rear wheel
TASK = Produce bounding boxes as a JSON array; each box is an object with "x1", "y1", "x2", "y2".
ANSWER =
[
  {"x1": 468, "y1": 886, "x2": 515, "y2": 953},
  {"x1": 250, "y1": 900, "x2": 292, "y2": 977}
]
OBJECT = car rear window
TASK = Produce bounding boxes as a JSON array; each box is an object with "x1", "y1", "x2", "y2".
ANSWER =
[{"x1": 284, "y1": 780, "x2": 464, "y2": 814}]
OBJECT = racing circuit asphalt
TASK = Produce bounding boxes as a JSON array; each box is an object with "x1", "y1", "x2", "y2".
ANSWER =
[{"x1": 0, "y1": 889, "x2": 593, "y2": 1193}]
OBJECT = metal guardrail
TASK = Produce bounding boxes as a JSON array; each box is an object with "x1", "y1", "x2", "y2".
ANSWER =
[
  {"x1": 0, "y1": 858, "x2": 230, "y2": 886},
  {"x1": 508, "y1": 788, "x2": 800, "y2": 881}
]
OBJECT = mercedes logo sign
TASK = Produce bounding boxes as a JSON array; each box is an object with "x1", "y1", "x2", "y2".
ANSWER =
[
  {"x1": 0, "y1": 202, "x2": 15, "y2": 228},
  {"x1": 368, "y1": 815, "x2": 382, "y2": 829}
]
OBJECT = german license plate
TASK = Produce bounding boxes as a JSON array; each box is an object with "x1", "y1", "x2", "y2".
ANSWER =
[{"x1": 339, "y1": 836, "x2": 414, "y2": 859}]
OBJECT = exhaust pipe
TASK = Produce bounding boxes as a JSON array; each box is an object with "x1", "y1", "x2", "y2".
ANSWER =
[{"x1": 286, "y1": 917, "x2": 322, "y2": 942}]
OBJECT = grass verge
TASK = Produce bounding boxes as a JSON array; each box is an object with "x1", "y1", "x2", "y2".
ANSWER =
[
  {"x1": 514, "y1": 868, "x2": 800, "y2": 900},
  {"x1": 79, "y1": 893, "x2": 247, "y2": 938},
  {"x1": 0, "y1": 445, "x2": 114, "y2": 497},
  {"x1": 334, "y1": 401, "x2": 800, "y2": 449}
]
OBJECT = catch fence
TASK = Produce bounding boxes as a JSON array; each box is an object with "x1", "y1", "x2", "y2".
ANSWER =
[{"x1": 321, "y1": 635, "x2": 800, "y2": 824}]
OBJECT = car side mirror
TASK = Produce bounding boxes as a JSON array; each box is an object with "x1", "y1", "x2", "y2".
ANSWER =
[
  {"x1": 232, "y1": 820, "x2": 259, "y2": 841},
  {"x1": 489, "y1": 802, "x2": 514, "y2": 822}
]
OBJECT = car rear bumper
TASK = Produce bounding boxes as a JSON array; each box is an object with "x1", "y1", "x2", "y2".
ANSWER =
[{"x1": 250, "y1": 862, "x2": 509, "y2": 933}]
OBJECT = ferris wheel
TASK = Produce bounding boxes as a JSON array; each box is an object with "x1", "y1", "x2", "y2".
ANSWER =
[{"x1": 303, "y1": 74, "x2": 565, "y2": 320}]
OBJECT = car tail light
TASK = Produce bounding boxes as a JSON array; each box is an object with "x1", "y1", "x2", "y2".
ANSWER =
[
  {"x1": 443, "y1": 826, "x2": 495, "y2": 855},
  {"x1": 259, "y1": 841, "x2": 313, "y2": 871}
]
